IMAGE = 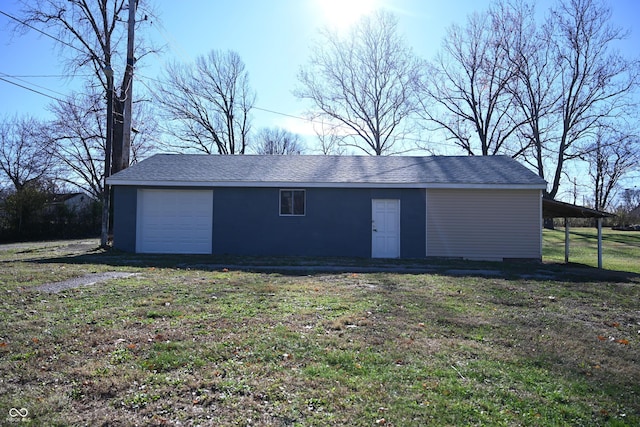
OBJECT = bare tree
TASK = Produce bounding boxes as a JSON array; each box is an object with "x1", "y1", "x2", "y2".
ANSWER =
[
  {"x1": 502, "y1": 0, "x2": 563, "y2": 183},
  {"x1": 540, "y1": 0, "x2": 639, "y2": 199},
  {"x1": 155, "y1": 50, "x2": 255, "y2": 155},
  {"x1": 0, "y1": 115, "x2": 53, "y2": 191},
  {"x1": 16, "y1": 0, "x2": 157, "y2": 174},
  {"x1": 431, "y1": 0, "x2": 639, "y2": 202},
  {"x1": 420, "y1": 5, "x2": 526, "y2": 156},
  {"x1": 47, "y1": 91, "x2": 106, "y2": 200},
  {"x1": 505, "y1": 0, "x2": 639, "y2": 199},
  {"x1": 313, "y1": 119, "x2": 347, "y2": 155},
  {"x1": 47, "y1": 89, "x2": 158, "y2": 199},
  {"x1": 621, "y1": 188, "x2": 640, "y2": 212},
  {"x1": 129, "y1": 100, "x2": 160, "y2": 163},
  {"x1": 254, "y1": 128, "x2": 304, "y2": 155},
  {"x1": 296, "y1": 10, "x2": 421, "y2": 155},
  {"x1": 583, "y1": 126, "x2": 639, "y2": 211}
]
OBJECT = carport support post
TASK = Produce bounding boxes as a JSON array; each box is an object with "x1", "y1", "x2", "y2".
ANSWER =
[
  {"x1": 564, "y1": 217, "x2": 570, "y2": 264},
  {"x1": 598, "y1": 218, "x2": 603, "y2": 269}
]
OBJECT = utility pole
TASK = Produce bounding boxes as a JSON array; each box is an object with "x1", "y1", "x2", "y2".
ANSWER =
[
  {"x1": 121, "y1": 0, "x2": 136, "y2": 170},
  {"x1": 101, "y1": 65, "x2": 114, "y2": 248},
  {"x1": 104, "y1": 1, "x2": 135, "y2": 246}
]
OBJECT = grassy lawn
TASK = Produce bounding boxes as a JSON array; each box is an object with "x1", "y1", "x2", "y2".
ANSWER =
[
  {"x1": 0, "y1": 235, "x2": 638, "y2": 426},
  {"x1": 544, "y1": 228, "x2": 640, "y2": 273}
]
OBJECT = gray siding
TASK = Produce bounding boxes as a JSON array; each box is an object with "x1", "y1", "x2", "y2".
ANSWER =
[
  {"x1": 112, "y1": 186, "x2": 138, "y2": 252},
  {"x1": 426, "y1": 189, "x2": 541, "y2": 260},
  {"x1": 212, "y1": 187, "x2": 425, "y2": 258}
]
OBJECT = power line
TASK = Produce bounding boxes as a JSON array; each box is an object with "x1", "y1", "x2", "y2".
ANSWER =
[
  {"x1": 0, "y1": 76, "x2": 63, "y2": 102},
  {"x1": 136, "y1": 74, "x2": 311, "y2": 123},
  {"x1": 0, "y1": 9, "x2": 96, "y2": 102},
  {"x1": 0, "y1": 74, "x2": 91, "y2": 78},
  {"x1": 0, "y1": 72, "x2": 71, "y2": 98},
  {"x1": 0, "y1": 68, "x2": 471, "y2": 152},
  {"x1": 0, "y1": 9, "x2": 84, "y2": 54},
  {"x1": 136, "y1": 73, "x2": 462, "y2": 149},
  {"x1": 252, "y1": 105, "x2": 312, "y2": 122},
  {"x1": 0, "y1": 75, "x2": 91, "y2": 112},
  {"x1": 150, "y1": 20, "x2": 193, "y2": 64}
]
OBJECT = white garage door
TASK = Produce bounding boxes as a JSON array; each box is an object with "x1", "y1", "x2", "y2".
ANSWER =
[{"x1": 136, "y1": 189, "x2": 213, "y2": 254}]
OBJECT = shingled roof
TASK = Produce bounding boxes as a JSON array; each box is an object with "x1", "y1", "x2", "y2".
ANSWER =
[{"x1": 107, "y1": 154, "x2": 547, "y2": 189}]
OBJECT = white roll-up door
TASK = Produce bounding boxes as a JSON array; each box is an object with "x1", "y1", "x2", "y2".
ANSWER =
[{"x1": 136, "y1": 189, "x2": 213, "y2": 254}]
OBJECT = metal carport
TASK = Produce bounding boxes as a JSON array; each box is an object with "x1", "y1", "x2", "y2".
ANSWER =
[{"x1": 542, "y1": 198, "x2": 615, "y2": 269}]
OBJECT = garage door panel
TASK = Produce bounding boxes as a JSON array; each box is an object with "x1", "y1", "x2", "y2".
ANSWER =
[{"x1": 136, "y1": 189, "x2": 213, "y2": 254}]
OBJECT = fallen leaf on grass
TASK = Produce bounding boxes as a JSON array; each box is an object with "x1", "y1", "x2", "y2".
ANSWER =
[
  {"x1": 0, "y1": 342, "x2": 7, "y2": 348},
  {"x1": 127, "y1": 343, "x2": 136, "y2": 350},
  {"x1": 31, "y1": 337, "x2": 39, "y2": 344},
  {"x1": 151, "y1": 415, "x2": 168, "y2": 425},
  {"x1": 598, "y1": 335, "x2": 629, "y2": 345}
]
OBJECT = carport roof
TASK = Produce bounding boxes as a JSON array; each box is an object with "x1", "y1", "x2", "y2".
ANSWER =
[
  {"x1": 542, "y1": 198, "x2": 614, "y2": 219},
  {"x1": 107, "y1": 154, "x2": 547, "y2": 189}
]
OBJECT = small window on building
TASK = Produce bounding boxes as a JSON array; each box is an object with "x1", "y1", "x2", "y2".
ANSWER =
[{"x1": 280, "y1": 189, "x2": 305, "y2": 216}]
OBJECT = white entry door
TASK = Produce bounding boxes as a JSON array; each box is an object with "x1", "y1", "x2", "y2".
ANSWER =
[
  {"x1": 136, "y1": 189, "x2": 213, "y2": 254},
  {"x1": 371, "y1": 199, "x2": 400, "y2": 258}
]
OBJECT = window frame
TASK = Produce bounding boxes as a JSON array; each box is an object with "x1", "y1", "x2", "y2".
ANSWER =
[{"x1": 279, "y1": 189, "x2": 306, "y2": 217}]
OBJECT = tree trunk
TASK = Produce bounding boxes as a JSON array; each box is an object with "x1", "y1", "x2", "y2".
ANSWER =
[{"x1": 543, "y1": 217, "x2": 555, "y2": 230}]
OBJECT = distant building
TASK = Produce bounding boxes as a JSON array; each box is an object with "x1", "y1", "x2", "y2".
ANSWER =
[{"x1": 46, "y1": 193, "x2": 94, "y2": 213}]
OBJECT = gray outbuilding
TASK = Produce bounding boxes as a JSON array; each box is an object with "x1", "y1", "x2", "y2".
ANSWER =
[{"x1": 106, "y1": 154, "x2": 547, "y2": 260}]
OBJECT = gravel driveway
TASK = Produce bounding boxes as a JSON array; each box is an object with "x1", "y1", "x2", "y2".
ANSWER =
[{"x1": 32, "y1": 272, "x2": 139, "y2": 293}]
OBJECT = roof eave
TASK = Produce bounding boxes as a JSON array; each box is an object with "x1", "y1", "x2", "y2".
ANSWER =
[{"x1": 106, "y1": 179, "x2": 546, "y2": 190}]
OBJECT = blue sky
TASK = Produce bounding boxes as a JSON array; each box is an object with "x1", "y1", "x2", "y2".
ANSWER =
[{"x1": 0, "y1": 0, "x2": 638, "y2": 145}]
